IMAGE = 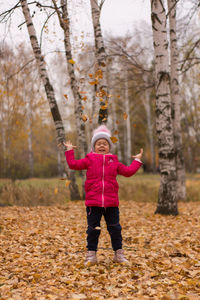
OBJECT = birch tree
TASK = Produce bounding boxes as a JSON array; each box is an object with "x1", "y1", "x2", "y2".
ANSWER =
[
  {"x1": 52, "y1": 0, "x2": 87, "y2": 157},
  {"x1": 143, "y1": 87, "x2": 156, "y2": 173},
  {"x1": 168, "y1": 0, "x2": 186, "y2": 200},
  {"x1": 90, "y1": 0, "x2": 109, "y2": 124},
  {"x1": 151, "y1": 0, "x2": 178, "y2": 215},
  {"x1": 20, "y1": 0, "x2": 80, "y2": 200},
  {"x1": 124, "y1": 68, "x2": 131, "y2": 165}
]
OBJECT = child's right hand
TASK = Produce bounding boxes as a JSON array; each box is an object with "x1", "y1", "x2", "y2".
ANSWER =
[{"x1": 63, "y1": 140, "x2": 76, "y2": 151}]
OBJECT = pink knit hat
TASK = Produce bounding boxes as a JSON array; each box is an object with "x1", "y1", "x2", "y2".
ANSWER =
[{"x1": 91, "y1": 125, "x2": 112, "y2": 152}]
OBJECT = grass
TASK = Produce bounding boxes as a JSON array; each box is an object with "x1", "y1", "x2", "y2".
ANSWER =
[{"x1": 0, "y1": 173, "x2": 199, "y2": 206}]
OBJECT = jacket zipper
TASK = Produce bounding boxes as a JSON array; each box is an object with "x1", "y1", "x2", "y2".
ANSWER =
[{"x1": 102, "y1": 155, "x2": 105, "y2": 207}]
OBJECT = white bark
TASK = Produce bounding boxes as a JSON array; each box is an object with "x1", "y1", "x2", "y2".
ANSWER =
[
  {"x1": 151, "y1": 0, "x2": 178, "y2": 215},
  {"x1": 90, "y1": 0, "x2": 108, "y2": 124},
  {"x1": 25, "y1": 84, "x2": 34, "y2": 177},
  {"x1": 168, "y1": 0, "x2": 186, "y2": 200},
  {"x1": 143, "y1": 88, "x2": 156, "y2": 172},
  {"x1": 20, "y1": 0, "x2": 80, "y2": 200},
  {"x1": 54, "y1": 0, "x2": 87, "y2": 157},
  {"x1": 124, "y1": 69, "x2": 131, "y2": 165}
]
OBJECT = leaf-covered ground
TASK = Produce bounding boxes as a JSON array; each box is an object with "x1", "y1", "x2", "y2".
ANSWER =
[{"x1": 0, "y1": 201, "x2": 200, "y2": 299}]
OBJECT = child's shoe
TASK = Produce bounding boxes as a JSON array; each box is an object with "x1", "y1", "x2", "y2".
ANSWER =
[
  {"x1": 85, "y1": 251, "x2": 98, "y2": 266},
  {"x1": 113, "y1": 249, "x2": 128, "y2": 264}
]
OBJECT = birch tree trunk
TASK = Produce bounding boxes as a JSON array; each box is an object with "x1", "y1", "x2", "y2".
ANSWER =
[
  {"x1": 124, "y1": 69, "x2": 131, "y2": 165},
  {"x1": 53, "y1": 0, "x2": 88, "y2": 199},
  {"x1": 151, "y1": 0, "x2": 178, "y2": 215},
  {"x1": 59, "y1": 0, "x2": 87, "y2": 156},
  {"x1": 168, "y1": 0, "x2": 186, "y2": 200},
  {"x1": 24, "y1": 82, "x2": 34, "y2": 177},
  {"x1": 143, "y1": 88, "x2": 156, "y2": 172},
  {"x1": 20, "y1": 0, "x2": 80, "y2": 200},
  {"x1": 90, "y1": 0, "x2": 109, "y2": 124}
]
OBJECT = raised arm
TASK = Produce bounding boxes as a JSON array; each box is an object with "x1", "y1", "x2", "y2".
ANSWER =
[
  {"x1": 65, "y1": 150, "x2": 89, "y2": 170},
  {"x1": 64, "y1": 141, "x2": 89, "y2": 170},
  {"x1": 117, "y1": 149, "x2": 143, "y2": 177}
]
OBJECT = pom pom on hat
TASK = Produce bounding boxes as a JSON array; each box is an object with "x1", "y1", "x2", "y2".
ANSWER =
[{"x1": 91, "y1": 125, "x2": 112, "y2": 152}]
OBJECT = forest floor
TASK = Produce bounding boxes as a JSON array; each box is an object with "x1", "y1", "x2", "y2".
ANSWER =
[{"x1": 0, "y1": 200, "x2": 200, "y2": 299}]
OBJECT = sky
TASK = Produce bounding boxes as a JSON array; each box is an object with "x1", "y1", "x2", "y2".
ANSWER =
[{"x1": 0, "y1": 0, "x2": 151, "y2": 53}]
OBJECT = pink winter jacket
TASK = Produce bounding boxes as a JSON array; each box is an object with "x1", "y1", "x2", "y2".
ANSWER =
[{"x1": 65, "y1": 150, "x2": 142, "y2": 208}]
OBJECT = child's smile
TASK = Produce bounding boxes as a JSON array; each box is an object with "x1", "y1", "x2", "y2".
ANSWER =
[{"x1": 94, "y1": 139, "x2": 110, "y2": 154}]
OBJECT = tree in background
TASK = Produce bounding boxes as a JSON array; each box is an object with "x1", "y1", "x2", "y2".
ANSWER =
[
  {"x1": 20, "y1": 0, "x2": 80, "y2": 200},
  {"x1": 90, "y1": 0, "x2": 109, "y2": 124},
  {"x1": 168, "y1": 0, "x2": 186, "y2": 200},
  {"x1": 151, "y1": 0, "x2": 178, "y2": 215}
]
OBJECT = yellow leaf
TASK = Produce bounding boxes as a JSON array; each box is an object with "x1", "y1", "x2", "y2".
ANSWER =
[
  {"x1": 101, "y1": 105, "x2": 108, "y2": 110},
  {"x1": 123, "y1": 112, "x2": 128, "y2": 120},
  {"x1": 68, "y1": 59, "x2": 75, "y2": 64},
  {"x1": 82, "y1": 115, "x2": 88, "y2": 122},
  {"x1": 65, "y1": 180, "x2": 71, "y2": 187},
  {"x1": 63, "y1": 94, "x2": 68, "y2": 100},
  {"x1": 88, "y1": 73, "x2": 93, "y2": 78},
  {"x1": 54, "y1": 188, "x2": 58, "y2": 194},
  {"x1": 89, "y1": 80, "x2": 98, "y2": 85},
  {"x1": 110, "y1": 136, "x2": 118, "y2": 143},
  {"x1": 82, "y1": 96, "x2": 87, "y2": 101}
]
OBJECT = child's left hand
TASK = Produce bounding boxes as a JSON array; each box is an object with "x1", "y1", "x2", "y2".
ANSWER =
[{"x1": 132, "y1": 148, "x2": 143, "y2": 160}]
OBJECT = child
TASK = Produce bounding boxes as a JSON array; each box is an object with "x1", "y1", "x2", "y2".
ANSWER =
[{"x1": 64, "y1": 125, "x2": 143, "y2": 266}]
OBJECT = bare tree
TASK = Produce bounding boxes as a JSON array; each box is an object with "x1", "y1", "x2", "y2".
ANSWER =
[
  {"x1": 20, "y1": 0, "x2": 80, "y2": 200},
  {"x1": 168, "y1": 0, "x2": 186, "y2": 200},
  {"x1": 90, "y1": 0, "x2": 109, "y2": 124},
  {"x1": 151, "y1": 0, "x2": 178, "y2": 215}
]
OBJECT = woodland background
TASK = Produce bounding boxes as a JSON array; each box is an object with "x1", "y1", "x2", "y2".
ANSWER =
[{"x1": 0, "y1": 0, "x2": 200, "y2": 182}]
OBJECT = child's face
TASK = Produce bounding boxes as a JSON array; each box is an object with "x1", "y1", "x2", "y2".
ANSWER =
[{"x1": 94, "y1": 139, "x2": 110, "y2": 154}]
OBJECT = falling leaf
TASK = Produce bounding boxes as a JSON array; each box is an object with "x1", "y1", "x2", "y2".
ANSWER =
[
  {"x1": 133, "y1": 124, "x2": 137, "y2": 128},
  {"x1": 82, "y1": 96, "x2": 87, "y2": 101},
  {"x1": 110, "y1": 136, "x2": 118, "y2": 143},
  {"x1": 65, "y1": 180, "x2": 71, "y2": 187},
  {"x1": 82, "y1": 115, "x2": 88, "y2": 122},
  {"x1": 63, "y1": 94, "x2": 68, "y2": 100},
  {"x1": 123, "y1": 112, "x2": 128, "y2": 120},
  {"x1": 116, "y1": 120, "x2": 120, "y2": 125},
  {"x1": 95, "y1": 69, "x2": 103, "y2": 79},
  {"x1": 80, "y1": 91, "x2": 87, "y2": 94},
  {"x1": 81, "y1": 106, "x2": 85, "y2": 110},
  {"x1": 54, "y1": 188, "x2": 58, "y2": 194},
  {"x1": 100, "y1": 62, "x2": 106, "y2": 67},
  {"x1": 68, "y1": 59, "x2": 75, "y2": 64},
  {"x1": 114, "y1": 130, "x2": 119, "y2": 135},
  {"x1": 88, "y1": 74, "x2": 93, "y2": 78},
  {"x1": 101, "y1": 105, "x2": 108, "y2": 110},
  {"x1": 89, "y1": 80, "x2": 98, "y2": 85}
]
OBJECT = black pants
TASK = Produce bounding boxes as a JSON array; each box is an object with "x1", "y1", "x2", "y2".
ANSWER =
[{"x1": 86, "y1": 206, "x2": 122, "y2": 251}]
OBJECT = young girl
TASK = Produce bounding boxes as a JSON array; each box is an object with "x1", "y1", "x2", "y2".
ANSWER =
[{"x1": 64, "y1": 125, "x2": 143, "y2": 266}]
